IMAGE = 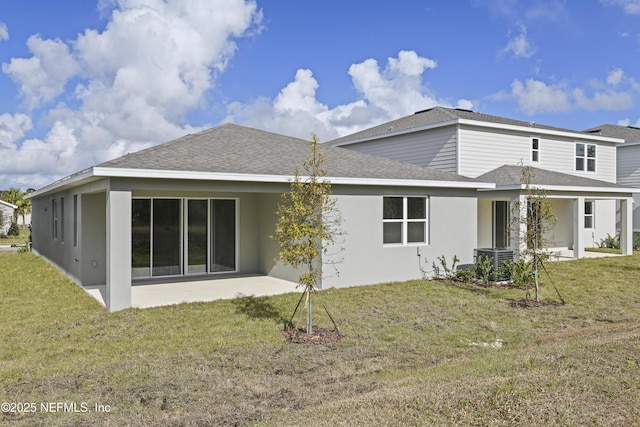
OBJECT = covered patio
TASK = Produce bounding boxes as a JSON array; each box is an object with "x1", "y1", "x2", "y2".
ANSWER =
[
  {"x1": 84, "y1": 275, "x2": 298, "y2": 309},
  {"x1": 477, "y1": 165, "x2": 637, "y2": 259}
]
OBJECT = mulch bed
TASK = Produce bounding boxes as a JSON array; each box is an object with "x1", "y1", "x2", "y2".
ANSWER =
[{"x1": 282, "y1": 327, "x2": 343, "y2": 344}]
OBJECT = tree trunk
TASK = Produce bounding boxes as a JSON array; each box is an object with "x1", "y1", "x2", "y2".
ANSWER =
[{"x1": 306, "y1": 287, "x2": 313, "y2": 335}]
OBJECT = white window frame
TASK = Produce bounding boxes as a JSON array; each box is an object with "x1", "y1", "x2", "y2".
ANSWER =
[
  {"x1": 584, "y1": 200, "x2": 595, "y2": 229},
  {"x1": 576, "y1": 143, "x2": 596, "y2": 172},
  {"x1": 383, "y1": 196, "x2": 428, "y2": 246},
  {"x1": 531, "y1": 138, "x2": 540, "y2": 163}
]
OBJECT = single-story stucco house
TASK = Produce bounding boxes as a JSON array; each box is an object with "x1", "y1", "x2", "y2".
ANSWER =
[
  {"x1": 0, "y1": 199, "x2": 18, "y2": 235},
  {"x1": 28, "y1": 123, "x2": 493, "y2": 312}
]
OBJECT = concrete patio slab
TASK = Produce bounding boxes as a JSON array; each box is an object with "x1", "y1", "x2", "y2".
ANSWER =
[
  {"x1": 550, "y1": 249, "x2": 624, "y2": 261},
  {"x1": 84, "y1": 275, "x2": 299, "y2": 309}
]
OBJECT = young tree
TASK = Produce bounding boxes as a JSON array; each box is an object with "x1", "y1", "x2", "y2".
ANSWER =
[
  {"x1": 272, "y1": 133, "x2": 344, "y2": 335},
  {"x1": 511, "y1": 166, "x2": 558, "y2": 302}
]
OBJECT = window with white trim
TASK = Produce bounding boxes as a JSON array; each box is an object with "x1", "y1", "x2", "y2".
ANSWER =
[
  {"x1": 52, "y1": 199, "x2": 58, "y2": 239},
  {"x1": 383, "y1": 196, "x2": 427, "y2": 245},
  {"x1": 584, "y1": 200, "x2": 595, "y2": 229},
  {"x1": 531, "y1": 138, "x2": 539, "y2": 163},
  {"x1": 73, "y1": 195, "x2": 78, "y2": 247},
  {"x1": 576, "y1": 143, "x2": 596, "y2": 172}
]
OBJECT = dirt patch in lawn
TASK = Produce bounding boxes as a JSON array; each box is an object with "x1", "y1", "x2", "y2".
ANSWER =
[
  {"x1": 282, "y1": 327, "x2": 343, "y2": 344},
  {"x1": 508, "y1": 299, "x2": 564, "y2": 308}
]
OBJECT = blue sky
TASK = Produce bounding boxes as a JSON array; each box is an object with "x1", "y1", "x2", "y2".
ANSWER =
[{"x1": 1, "y1": 0, "x2": 639, "y2": 189}]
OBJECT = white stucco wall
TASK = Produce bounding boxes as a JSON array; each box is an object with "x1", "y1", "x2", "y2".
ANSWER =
[
  {"x1": 322, "y1": 189, "x2": 478, "y2": 288},
  {"x1": 0, "y1": 202, "x2": 15, "y2": 235}
]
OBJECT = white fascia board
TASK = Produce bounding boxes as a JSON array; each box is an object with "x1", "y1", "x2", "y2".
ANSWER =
[
  {"x1": 94, "y1": 167, "x2": 495, "y2": 190},
  {"x1": 27, "y1": 167, "x2": 96, "y2": 199},
  {"x1": 0, "y1": 200, "x2": 18, "y2": 208},
  {"x1": 479, "y1": 184, "x2": 639, "y2": 194},
  {"x1": 331, "y1": 118, "x2": 623, "y2": 147},
  {"x1": 617, "y1": 140, "x2": 640, "y2": 148},
  {"x1": 457, "y1": 119, "x2": 623, "y2": 144},
  {"x1": 330, "y1": 120, "x2": 458, "y2": 146}
]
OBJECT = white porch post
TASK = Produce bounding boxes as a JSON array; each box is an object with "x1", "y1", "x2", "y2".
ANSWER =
[
  {"x1": 510, "y1": 194, "x2": 527, "y2": 260},
  {"x1": 573, "y1": 197, "x2": 585, "y2": 259},
  {"x1": 620, "y1": 197, "x2": 633, "y2": 256},
  {"x1": 106, "y1": 189, "x2": 132, "y2": 311}
]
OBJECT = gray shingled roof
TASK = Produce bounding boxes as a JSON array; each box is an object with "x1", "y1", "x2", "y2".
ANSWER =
[
  {"x1": 583, "y1": 124, "x2": 640, "y2": 143},
  {"x1": 98, "y1": 123, "x2": 479, "y2": 183},
  {"x1": 477, "y1": 165, "x2": 633, "y2": 189},
  {"x1": 330, "y1": 106, "x2": 589, "y2": 145}
]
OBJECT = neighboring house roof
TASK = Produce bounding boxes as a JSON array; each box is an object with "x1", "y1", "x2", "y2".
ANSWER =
[
  {"x1": 330, "y1": 106, "x2": 622, "y2": 146},
  {"x1": 583, "y1": 124, "x2": 640, "y2": 144},
  {"x1": 477, "y1": 165, "x2": 637, "y2": 193},
  {"x1": 32, "y1": 123, "x2": 494, "y2": 198},
  {"x1": 0, "y1": 200, "x2": 18, "y2": 209}
]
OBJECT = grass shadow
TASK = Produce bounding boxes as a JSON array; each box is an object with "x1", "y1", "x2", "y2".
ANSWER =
[{"x1": 232, "y1": 294, "x2": 289, "y2": 327}]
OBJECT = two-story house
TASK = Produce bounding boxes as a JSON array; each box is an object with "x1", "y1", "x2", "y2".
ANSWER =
[
  {"x1": 331, "y1": 107, "x2": 636, "y2": 259},
  {"x1": 585, "y1": 124, "x2": 640, "y2": 236}
]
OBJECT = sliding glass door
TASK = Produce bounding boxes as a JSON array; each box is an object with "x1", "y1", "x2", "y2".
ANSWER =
[
  {"x1": 132, "y1": 199, "x2": 151, "y2": 278},
  {"x1": 187, "y1": 199, "x2": 208, "y2": 274},
  {"x1": 131, "y1": 198, "x2": 236, "y2": 278},
  {"x1": 152, "y1": 199, "x2": 182, "y2": 276},
  {"x1": 211, "y1": 199, "x2": 236, "y2": 272}
]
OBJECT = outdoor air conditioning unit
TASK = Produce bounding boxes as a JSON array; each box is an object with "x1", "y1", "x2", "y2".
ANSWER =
[{"x1": 474, "y1": 248, "x2": 514, "y2": 281}]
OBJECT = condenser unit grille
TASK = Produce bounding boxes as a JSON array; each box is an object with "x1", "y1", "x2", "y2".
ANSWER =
[{"x1": 475, "y1": 248, "x2": 514, "y2": 281}]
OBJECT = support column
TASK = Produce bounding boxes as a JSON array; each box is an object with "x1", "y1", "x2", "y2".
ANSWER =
[
  {"x1": 620, "y1": 197, "x2": 633, "y2": 256},
  {"x1": 106, "y1": 189, "x2": 132, "y2": 311},
  {"x1": 510, "y1": 194, "x2": 527, "y2": 260},
  {"x1": 573, "y1": 197, "x2": 585, "y2": 259}
]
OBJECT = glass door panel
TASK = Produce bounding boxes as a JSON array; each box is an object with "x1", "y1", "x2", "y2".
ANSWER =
[
  {"x1": 152, "y1": 199, "x2": 181, "y2": 276},
  {"x1": 131, "y1": 199, "x2": 151, "y2": 278},
  {"x1": 187, "y1": 199, "x2": 208, "y2": 274},
  {"x1": 493, "y1": 201, "x2": 510, "y2": 249},
  {"x1": 211, "y1": 199, "x2": 236, "y2": 272}
]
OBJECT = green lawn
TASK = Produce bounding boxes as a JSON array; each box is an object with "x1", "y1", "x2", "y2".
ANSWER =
[
  {"x1": 1, "y1": 252, "x2": 639, "y2": 426},
  {"x1": 0, "y1": 228, "x2": 29, "y2": 246}
]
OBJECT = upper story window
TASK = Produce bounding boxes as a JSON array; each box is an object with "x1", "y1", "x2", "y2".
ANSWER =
[
  {"x1": 576, "y1": 143, "x2": 596, "y2": 172},
  {"x1": 383, "y1": 196, "x2": 428, "y2": 245},
  {"x1": 531, "y1": 138, "x2": 539, "y2": 163}
]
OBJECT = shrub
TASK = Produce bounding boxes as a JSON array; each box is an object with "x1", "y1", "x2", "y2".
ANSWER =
[
  {"x1": 598, "y1": 233, "x2": 620, "y2": 249},
  {"x1": 455, "y1": 267, "x2": 476, "y2": 283},
  {"x1": 7, "y1": 222, "x2": 19, "y2": 237},
  {"x1": 476, "y1": 254, "x2": 494, "y2": 286},
  {"x1": 502, "y1": 258, "x2": 533, "y2": 288}
]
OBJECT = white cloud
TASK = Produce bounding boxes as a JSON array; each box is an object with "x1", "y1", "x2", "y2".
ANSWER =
[
  {"x1": 2, "y1": 36, "x2": 78, "y2": 109},
  {"x1": 225, "y1": 50, "x2": 463, "y2": 141},
  {"x1": 502, "y1": 23, "x2": 536, "y2": 58},
  {"x1": 573, "y1": 88, "x2": 634, "y2": 111},
  {"x1": 601, "y1": 0, "x2": 640, "y2": 15},
  {"x1": 509, "y1": 79, "x2": 572, "y2": 114},
  {"x1": 617, "y1": 117, "x2": 640, "y2": 127},
  {"x1": 0, "y1": 22, "x2": 8, "y2": 41},
  {"x1": 607, "y1": 68, "x2": 625, "y2": 86},
  {"x1": 0, "y1": 0, "x2": 262, "y2": 189},
  {"x1": 500, "y1": 68, "x2": 639, "y2": 115},
  {"x1": 0, "y1": 113, "x2": 32, "y2": 149}
]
